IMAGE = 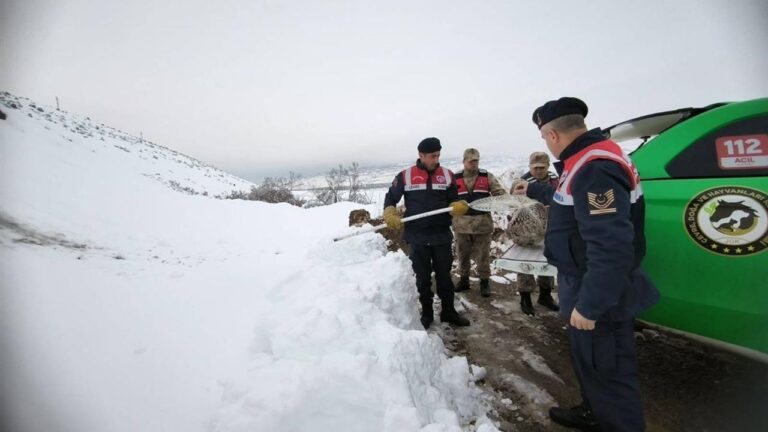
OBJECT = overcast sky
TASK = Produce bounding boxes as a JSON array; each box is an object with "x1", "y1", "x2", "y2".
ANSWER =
[{"x1": 2, "y1": 0, "x2": 767, "y2": 181}]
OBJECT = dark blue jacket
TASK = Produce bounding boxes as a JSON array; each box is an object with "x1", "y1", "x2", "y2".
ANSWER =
[
  {"x1": 384, "y1": 160, "x2": 458, "y2": 245},
  {"x1": 527, "y1": 129, "x2": 659, "y2": 321}
]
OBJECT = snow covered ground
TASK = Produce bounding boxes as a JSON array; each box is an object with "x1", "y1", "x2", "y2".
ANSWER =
[{"x1": 0, "y1": 93, "x2": 498, "y2": 432}]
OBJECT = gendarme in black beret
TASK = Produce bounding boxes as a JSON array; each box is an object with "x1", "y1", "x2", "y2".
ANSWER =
[
  {"x1": 532, "y1": 97, "x2": 588, "y2": 129},
  {"x1": 417, "y1": 137, "x2": 442, "y2": 153}
]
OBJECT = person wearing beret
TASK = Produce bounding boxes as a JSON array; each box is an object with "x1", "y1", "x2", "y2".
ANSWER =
[
  {"x1": 383, "y1": 137, "x2": 472, "y2": 329},
  {"x1": 452, "y1": 147, "x2": 508, "y2": 298},
  {"x1": 510, "y1": 151, "x2": 561, "y2": 315},
  {"x1": 514, "y1": 97, "x2": 659, "y2": 431}
]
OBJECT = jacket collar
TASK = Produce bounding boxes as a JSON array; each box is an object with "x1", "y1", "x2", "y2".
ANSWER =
[
  {"x1": 553, "y1": 128, "x2": 605, "y2": 175},
  {"x1": 415, "y1": 159, "x2": 440, "y2": 173},
  {"x1": 557, "y1": 128, "x2": 605, "y2": 162}
]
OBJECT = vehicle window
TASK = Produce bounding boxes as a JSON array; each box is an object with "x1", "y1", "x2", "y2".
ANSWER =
[{"x1": 666, "y1": 115, "x2": 768, "y2": 178}]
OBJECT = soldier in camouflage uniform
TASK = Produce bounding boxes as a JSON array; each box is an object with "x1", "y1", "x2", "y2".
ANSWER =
[
  {"x1": 512, "y1": 152, "x2": 560, "y2": 315},
  {"x1": 452, "y1": 148, "x2": 508, "y2": 297}
]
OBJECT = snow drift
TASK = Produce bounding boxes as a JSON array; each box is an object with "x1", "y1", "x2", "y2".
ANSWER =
[{"x1": 0, "y1": 93, "x2": 497, "y2": 432}]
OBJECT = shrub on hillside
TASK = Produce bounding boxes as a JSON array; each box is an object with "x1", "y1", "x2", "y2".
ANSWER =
[{"x1": 223, "y1": 174, "x2": 305, "y2": 207}]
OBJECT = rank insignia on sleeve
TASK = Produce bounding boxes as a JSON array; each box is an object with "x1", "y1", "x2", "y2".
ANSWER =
[{"x1": 588, "y1": 189, "x2": 617, "y2": 215}]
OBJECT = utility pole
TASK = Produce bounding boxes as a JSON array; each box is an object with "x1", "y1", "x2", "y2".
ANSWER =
[{"x1": 56, "y1": 96, "x2": 60, "y2": 110}]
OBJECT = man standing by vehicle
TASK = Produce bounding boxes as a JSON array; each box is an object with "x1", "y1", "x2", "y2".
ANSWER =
[
  {"x1": 512, "y1": 152, "x2": 560, "y2": 315},
  {"x1": 383, "y1": 137, "x2": 472, "y2": 329},
  {"x1": 452, "y1": 148, "x2": 508, "y2": 297},
  {"x1": 514, "y1": 97, "x2": 659, "y2": 432}
]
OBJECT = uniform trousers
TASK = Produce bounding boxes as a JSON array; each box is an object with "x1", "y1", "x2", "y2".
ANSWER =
[
  {"x1": 409, "y1": 242, "x2": 456, "y2": 310},
  {"x1": 517, "y1": 273, "x2": 555, "y2": 293},
  {"x1": 455, "y1": 232, "x2": 492, "y2": 279},
  {"x1": 560, "y1": 274, "x2": 645, "y2": 431}
]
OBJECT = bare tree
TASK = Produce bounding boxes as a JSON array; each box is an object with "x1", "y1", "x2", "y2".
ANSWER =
[
  {"x1": 271, "y1": 171, "x2": 302, "y2": 192},
  {"x1": 315, "y1": 164, "x2": 347, "y2": 205},
  {"x1": 346, "y1": 162, "x2": 372, "y2": 204},
  {"x1": 314, "y1": 162, "x2": 372, "y2": 205}
]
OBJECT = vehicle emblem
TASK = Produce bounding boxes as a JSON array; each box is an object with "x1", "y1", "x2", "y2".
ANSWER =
[{"x1": 684, "y1": 186, "x2": 768, "y2": 256}]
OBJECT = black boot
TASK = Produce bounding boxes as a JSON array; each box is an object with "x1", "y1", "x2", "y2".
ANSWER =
[
  {"x1": 520, "y1": 292, "x2": 535, "y2": 316},
  {"x1": 420, "y1": 300, "x2": 434, "y2": 329},
  {"x1": 548, "y1": 402, "x2": 601, "y2": 432},
  {"x1": 537, "y1": 288, "x2": 560, "y2": 312},
  {"x1": 480, "y1": 279, "x2": 491, "y2": 297},
  {"x1": 421, "y1": 309, "x2": 434, "y2": 329},
  {"x1": 454, "y1": 275, "x2": 470, "y2": 292},
  {"x1": 440, "y1": 308, "x2": 470, "y2": 326}
]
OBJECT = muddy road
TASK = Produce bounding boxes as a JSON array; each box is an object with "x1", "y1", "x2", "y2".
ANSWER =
[{"x1": 436, "y1": 277, "x2": 768, "y2": 432}]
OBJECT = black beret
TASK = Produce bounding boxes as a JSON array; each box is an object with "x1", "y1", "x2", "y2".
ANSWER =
[
  {"x1": 417, "y1": 137, "x2": 442, "y2": 153},
  {"x1": 532, "y1": 97, "x2": 588, "y2": 129}
]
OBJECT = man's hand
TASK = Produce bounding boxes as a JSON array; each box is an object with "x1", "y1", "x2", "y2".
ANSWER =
[
  {"x1": 450, "y1": 200, "x2": 469, "y2": 216},
  {"x1": 512, "y1": 180, "x2": 528, "y2": 195},
  {"x1": 383, "y1": 206, "x2": 402, "y2": 229},
  {"x1": 570, "y1": 308, "x2": 596, "y2": 330}
]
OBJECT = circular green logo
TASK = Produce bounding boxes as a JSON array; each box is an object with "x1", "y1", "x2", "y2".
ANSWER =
[{"x1": 684, "y1": 186, "x2": 768, "y2": 256}]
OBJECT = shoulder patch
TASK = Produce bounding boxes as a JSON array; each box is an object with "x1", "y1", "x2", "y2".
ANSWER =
[{"x1": 588, "y1": 189, "x2": 617, "y2": 215}]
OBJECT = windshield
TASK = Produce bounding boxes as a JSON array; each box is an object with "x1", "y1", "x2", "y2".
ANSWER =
[{"x1": 603, "y1": 103, "x2": 728, "y2": 153}]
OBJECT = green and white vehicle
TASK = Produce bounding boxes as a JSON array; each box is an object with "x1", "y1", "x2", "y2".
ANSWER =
[{"x1": 606, "y1": 98, "x2": 768, "y2": 359}]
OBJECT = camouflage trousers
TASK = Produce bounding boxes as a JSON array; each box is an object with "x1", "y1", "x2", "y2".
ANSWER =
[
  {"x1": 517, "y1": 273, "x2": 555, "y2": 294},
  {"x1": 455, "y1": 232, "x2": 492, "y2": 279}
]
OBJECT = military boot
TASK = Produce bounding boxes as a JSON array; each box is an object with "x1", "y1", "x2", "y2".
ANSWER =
[
  {"x1": 520, "y1": 292, "x2": 535, "y2": 316},
  {"x1": 440, "y1": 307, "x2": 470, "y2": 326},
  {"x1": 454, "y1": 275, "x2": 470, "y2": 292},
  {"x1": 420, "y1": 302, "x2": 434, "y2": 329},
  {"x1": 537, "y1": 288, "x2": 560, "y2": 311},
  {"x1": 480, "y1": 279, "x2": 491, "y2": 297},
  {"x1": 548, "y1": 402, "x2": 601, "y2": 432}
]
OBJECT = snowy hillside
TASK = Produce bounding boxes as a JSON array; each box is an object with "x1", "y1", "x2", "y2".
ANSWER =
[
  {"x1": 0, "y1": 93, "x2": 498, "y2": 432},
  {"x1": 0, "y1": 92, "x2": 254, "y2": 197}
]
